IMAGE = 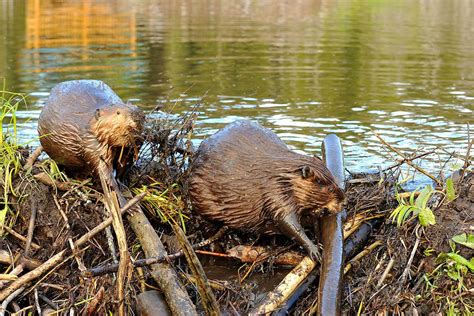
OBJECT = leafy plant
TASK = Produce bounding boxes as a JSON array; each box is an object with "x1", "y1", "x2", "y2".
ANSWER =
[
  {"x1": 390, "y1": 185, "x2": 436, "y2": 227},
  {"x1": 452, "y1": 233, "x2": 474, "y2": 250},
  {"x1": 445, "y1": 177, "x2": 456, "y2": 202}
]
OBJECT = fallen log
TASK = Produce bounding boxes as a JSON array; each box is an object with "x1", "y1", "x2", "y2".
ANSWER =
[{"x1": 127, "y1": 206, "x2": 198, "y2": 316}]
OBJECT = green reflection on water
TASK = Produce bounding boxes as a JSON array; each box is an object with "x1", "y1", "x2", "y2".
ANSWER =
[{"x1": 0, "y1": 0, "x2": 472, "y2": 173}]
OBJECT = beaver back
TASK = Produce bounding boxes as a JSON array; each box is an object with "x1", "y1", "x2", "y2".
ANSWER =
[
  {"x1": 38, "y1": 80, "x2": 137, "y2": 171},
  {"x1": 189, "y1": 120, "x2": 343, "y2": 234}
]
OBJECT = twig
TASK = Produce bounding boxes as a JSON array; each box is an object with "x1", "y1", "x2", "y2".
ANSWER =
[
  {"x1": 24, "y1": 201, "x2": 37, "y2": 257},
  {"x1": 34, "y1": 289, "x2": 41, "y2": 316},
  {"x1": 459, "y1": 124, "x2": 472, "y2": 183},
  {"x1": 377, "y1": 258, "x2": 395, "y2": 288},
  {"x1": 249, "y1": 257, "x2": 317, "y2": 315},
  {"x1": 39, "y1": 294, "x2": 59, "y2": 310},
  {"x1": 172, "y1": 221, "x2": 219, "y2": 315},
  {"x1": 23, "y1": 145, "x2": 42, "y2": 170},
  {"x1": 0, "y1": 226, "x2": 41, "y2": 250},
  {"x1": 400, "y1": 228, "x2": 421, "y2": 283},
  {"x1": 99, "y1": 167, "x2": 130, "y2": 316},
  {"x1": 0, "y1": 286, "x2": 25, "y2": 316},
  {"x1": 0, "y1": 192, "x2": 146, "y2": 302},
  {"x1": 33, "y1": 172, "x2": 75, "y2": 191},
  {"x1": 84, "y1": 226, "x2": 228, "y2": 277},
  {"x1": 373, "y1": 131, "x2": 442, "y2": 186},
  {"x1": 344, "y1": 240, "x2": 383, "y2": 274},
  {"x1": 382, "y1": 151, "x2": 435, "y2": 171}
]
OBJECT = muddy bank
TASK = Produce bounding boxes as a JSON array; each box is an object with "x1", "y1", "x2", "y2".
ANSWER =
[{"x1": 1, "y1": 110, "x2": 472, "y2": 314}]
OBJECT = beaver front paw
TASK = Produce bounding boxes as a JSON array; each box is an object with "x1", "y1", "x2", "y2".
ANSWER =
[{"x1": 307, "y1": 244, "x2": 322, "y2": 262}]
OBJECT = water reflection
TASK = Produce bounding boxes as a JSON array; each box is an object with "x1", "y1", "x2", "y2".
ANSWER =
[{"x1": 0, "y1": 0, "x2": 472, "y2": 177}]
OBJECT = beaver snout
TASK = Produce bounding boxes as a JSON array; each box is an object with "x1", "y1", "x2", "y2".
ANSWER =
[{"x1": 325, "y1": 196, "x2": 346, "y2": 214}]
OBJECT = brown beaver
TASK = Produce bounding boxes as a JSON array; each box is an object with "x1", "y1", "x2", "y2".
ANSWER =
[
  {"x1": 38, "y1": 80, "x2": 144, "y2": 183},
  {"x1": 188, "y1": 120, "x2": 346, "y2": 260}
]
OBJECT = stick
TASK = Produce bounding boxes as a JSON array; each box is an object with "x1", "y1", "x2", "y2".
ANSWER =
[
  {"x1": 400, "y1": 233, "x2": 420, "y2": 283},
  {"x1": 377, "y1": 258, "x2": 395, "y2": 288},
  {"x1": 126, "y1": 204, "x2": 198, "y2": 316},
  {"x1": 373, "y1": 131, "x2": 442, "y2": 186},
  {"x1": 249, "y1": 257, "x2": 316, "y2": 315},
  {"x1": 23, "y1": 146, "x2": 42, "y2": 170},
  {"x1": 24, "y1": 201, "x2": 37, "y2": 257},
  {"x1": 0, "y1": 226, "x2": 41, "y2": 250},
  {"x1": 0, "y1": 192, "x2": 145, "y2": 302},
  {"x1": 0, "y1": 287, "x2": 25, "y2": 316},
  {"x1": 33, "y1": 172, "x2": 74, "y2": 191},
  {"x1": 344, "y1": 240, "x2": 383, "y2": 274},
  {"x1": 99, "y1": 169, "x2": 130, "y2": 316},
  {"x1": 85, "y1": 226, "x2": 228, "y2": 277},
  {"x1": 172, "y1": 222, "x2": 219, "y2": 315}
]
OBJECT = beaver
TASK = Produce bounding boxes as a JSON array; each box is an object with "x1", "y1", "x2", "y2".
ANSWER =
[
  {"x1": 38, "y1": 80, "x2": 144, "y2": 183},
  {"x1": 188, "y1": 120, "x2": 346, "y2": 260}
]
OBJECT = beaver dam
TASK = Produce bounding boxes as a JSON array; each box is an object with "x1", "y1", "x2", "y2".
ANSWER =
[{"x1": 1, "y1": 93, "x2": 473, "y2": 315}]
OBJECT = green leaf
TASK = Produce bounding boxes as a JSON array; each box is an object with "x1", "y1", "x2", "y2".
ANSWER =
[
  {"x1": 452, "y1": 233, "x2": 474, "y2": 250},
  {"x1": 446, "y1": 177, "x2": 456, "y2": 201},
  {"x1": 415, "y1": 185, "x2": 433, "y2": 210},
  {"x1": 397, "y1": 205, "x2": 412, "y2": 226},
  {"x1": 418, "y1": 207, "x2": 436, "y2": 227},
  {"x1": 446, "y1": 253, "x2": 474, "y2": 272}
]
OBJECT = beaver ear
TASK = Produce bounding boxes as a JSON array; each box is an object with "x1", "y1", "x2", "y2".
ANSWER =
[
  {"x1": 95, "y1": 109, "x2": 101, "y2": 120},
  {"x1": 301, "y1": 166, "x2": 313, "y2": 179}
]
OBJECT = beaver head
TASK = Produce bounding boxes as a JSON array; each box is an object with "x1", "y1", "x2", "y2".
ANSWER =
[
  {"x1": 93, "y1": 103, "x2": 145, "y2": 148},
  {"x1": 282, "y1": 158, "x2": 346, "y2": 216}
]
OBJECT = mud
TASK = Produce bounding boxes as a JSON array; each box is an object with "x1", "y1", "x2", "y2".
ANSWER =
[{"x1": 1, "y1": 115, "x2": 472, "y2": 314}]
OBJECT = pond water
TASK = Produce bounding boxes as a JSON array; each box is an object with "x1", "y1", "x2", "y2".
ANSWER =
[{"x1": 1, "y1": 0, "x2": 473, "y2": 177}]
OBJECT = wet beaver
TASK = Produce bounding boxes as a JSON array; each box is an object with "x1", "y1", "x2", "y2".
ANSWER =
[
  {"x1": 189, "y1": 120, "x2": 346, "y2": 260},
  {"x1": 38, "y1": 80, "x2": 144, "y2": 182}
]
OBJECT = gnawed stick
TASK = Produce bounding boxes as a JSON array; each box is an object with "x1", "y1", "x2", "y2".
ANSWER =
[
  {"x1": 99, "y1": 170, "x2": 130, "y2": 316},
  {"x1": 127, "y1": 206, "x2": 198, "y2": 316},
  {"x1": 33, "y1": 172, "x2": 75, "y2": 191},
  {"x1": 172, "y1": 222, "x2": 220, "y2": 315},
  {"x1": 249, "y1": 257, "x2": 316, "y2": 315},
  {"x1": 275, "y1": 219, "x2": 381, "y2": 315},
  {"x1": 0, "y1": 192, "x2": 145, "y2": 302}
]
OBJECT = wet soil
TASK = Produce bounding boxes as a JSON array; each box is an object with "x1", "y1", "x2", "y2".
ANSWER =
[{"x1": 1, "y1": 136, "x2": 472, "y2": 314}]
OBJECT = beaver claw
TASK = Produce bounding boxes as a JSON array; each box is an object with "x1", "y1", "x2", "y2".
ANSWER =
[
  {"x1": 306, "y1": 244, "x2": 322, "y2": 262},
  {"x1": 278, "y1": 212, "x2": 322, "y2": 262}
]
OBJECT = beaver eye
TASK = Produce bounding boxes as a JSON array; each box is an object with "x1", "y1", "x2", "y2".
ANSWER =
[
  {"x1": 116, "y1": 110, "x2": 121, "y2": 115},
  {"x1": 328, "y1": 187, "x2": 334, "y2": 193}
]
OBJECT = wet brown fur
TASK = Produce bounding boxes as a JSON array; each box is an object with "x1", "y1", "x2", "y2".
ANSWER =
[
  {"x1": 189, "y1": 120, "x2": 345, "y2": 235},
  {"x1": 38, "y1": 80, "x2": 144, "y2": 179}
]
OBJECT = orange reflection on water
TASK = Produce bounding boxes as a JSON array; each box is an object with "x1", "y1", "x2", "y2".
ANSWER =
[{"x1": 25, "y1": 0, "x2": 137, "y2": 73}]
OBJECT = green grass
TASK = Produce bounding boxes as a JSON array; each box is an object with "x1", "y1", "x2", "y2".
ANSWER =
[
  {"x1": 0, "y1": 87, "x2": 27, "y2": 227},
  {"x1": 132, "y1": 182, "x2": 189, "y2": 232}
]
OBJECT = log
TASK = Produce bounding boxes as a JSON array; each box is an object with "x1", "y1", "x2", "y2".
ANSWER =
[
  {"x1": 127, "y1": 208, "x2": 198, "y2": 316},
  {"x1": 318, "y1": 134, "x2": 346, "y2": 315}
]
